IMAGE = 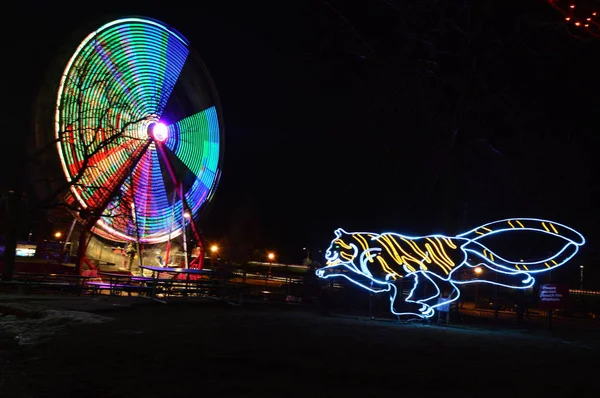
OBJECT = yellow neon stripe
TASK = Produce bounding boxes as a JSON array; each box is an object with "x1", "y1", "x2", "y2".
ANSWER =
[
  {"x1": 402, "y1": 238, "x2": 426, "y2": 258},
  {"x1": 489, "y1": 252, "x2": 494, "y2": 261},
  {"x1": 377, "y1": 257, "x2": 398, "y2": 278},
  {"x1": 424, "y1": 242, "x2": 451, "y2": 274},
  {"x1": 443, "y1": 237, "x2": 457, "y2": 249},
  {"x1": 354, "y1": 234, "x2": 369, "y2": 251},
  {"x1": 381, "y1": 236, "x2": 405, "y2": 264},
  {"x1": 551, "y1": 260, "x2": 557, "y2": 265},
  {"x1": 379, "y1": 236, "x2": 405, "y2": 265},
  {"x1": 433, "y1": 237, "x2": 455, "y2": 266},
  {"x1": 483, "y1": 249, "x2": 488, "y2": 259},
  {"x1": 508, "y1": 220, "x2": 515, "y2": 228},
  {"x1": 476, "y1": 231, "x2": 484, "y2": 235},
  {"x1": 542, "y1": 222, "x2": 550, "y2": 232},
  {"x1": 516, "y1": 220, "x2": 525, "y2": 228},
  {"x1": 336, "y1": 239, "x2": 352, "y2": 249},
  {"x1": 386, "y1": 236, "x2": 421, "y2": 267},
  {"x1": 515, "y1": 264, "x2": 521, "y2": 271},
  {"x1": 425, "y1": 239, "x2": 450, "y2": 266},
  {"x1": 354, "y1": 235, "x2": 373, "y2": 262},
  {"x1": 340, "y1": 252, "x2": 354, "y2": 261},
  {"x1": 425, "y1": 243, "x2": 448, "y2": 273},
  {"x1": 544, "y1": 262, "x2": 550, "y2": 268},
  {"x1": 549, "y1": 223, "x2": 558, "y2": 234},
  {"x1": 522, "y1": 264, "x2": 529, "y2": 271},
  {"x1": 481, "y1": 226, "x2": 492, "y2": 232}
]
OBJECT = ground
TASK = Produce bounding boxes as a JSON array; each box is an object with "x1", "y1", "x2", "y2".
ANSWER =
[{"x1": 0, "y1": 296, "x2": 598, "y2": 397}]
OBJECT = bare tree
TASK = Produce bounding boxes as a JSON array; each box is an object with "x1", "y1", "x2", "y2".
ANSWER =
[
  {"x1": 314, "y1": 0, "x2": 561, "y2": 230},
  {"x1": 4, "y1": 35, "x2": 162, "y2": 278}
]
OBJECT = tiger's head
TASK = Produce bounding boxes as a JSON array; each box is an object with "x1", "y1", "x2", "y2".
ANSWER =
[
  {"x1": 325, "y1": 228, "x2": 359, "y2": 266},
  {"x1": 315, "y1": 228, "x2": 360, "y2": 278},
  {"x1": 315, "y1": 228, "x2": 393, "y2": 293}
]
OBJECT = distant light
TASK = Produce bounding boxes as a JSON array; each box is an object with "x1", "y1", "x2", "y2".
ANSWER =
[
  {"x1": 54, "y1": 232, "x2": 62, "y2": 239},
  {"x1": 268, "y1": 252, "x2": 275, "y2": 261},
  {"x1": 210, "y1": 245, "x2": 219, "y2": 253},
  {"x1": 570, "y1": 4, "x2": 575, "y2": 8},
  {"x1": 575, "y1": 22, "x2": 581, "y2": 26},
  {"x1": 184, "y1": 212, "x2": 191, "y2": 219},
  {"x1": 580, "y1": 265, "x2": 584, "y2": 269},
  {"x1": 474, "y1": 266, "x2": 483, "y2": 275}
]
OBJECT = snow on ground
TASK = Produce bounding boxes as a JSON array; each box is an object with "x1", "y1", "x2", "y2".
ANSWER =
[
  {"x1": 1, "y1": 300, "x2": 598, "y2": 397},
  {"x1": 0, "y1": 302, "x2": 114, "y2": 346}
]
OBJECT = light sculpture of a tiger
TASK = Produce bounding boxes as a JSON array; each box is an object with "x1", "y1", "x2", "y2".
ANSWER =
[{"x1": 315, "y1": 218, "x2": 585, "y2": 319}]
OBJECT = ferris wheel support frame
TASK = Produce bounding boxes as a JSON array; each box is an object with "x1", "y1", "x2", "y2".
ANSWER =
[
  {"x1": 155, "y1": 140, "x2": 195, "y2": 268},
  {"x1": 73, "y1": 140, "x2": 152, "y2": 274}
]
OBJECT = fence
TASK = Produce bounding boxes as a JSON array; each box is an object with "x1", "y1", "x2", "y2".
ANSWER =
[{"x1": 226, "y1": 263, "x2": 600, "y2": 330}]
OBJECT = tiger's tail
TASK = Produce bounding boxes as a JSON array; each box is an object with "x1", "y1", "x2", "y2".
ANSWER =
[{"x1": 457, "y1": 218, "x2": 585, "y2": 274}]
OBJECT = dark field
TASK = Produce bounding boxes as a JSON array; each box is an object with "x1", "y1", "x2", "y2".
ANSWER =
[{"x1": 1, "y1": 297, "x2": 598, "y2": 397}]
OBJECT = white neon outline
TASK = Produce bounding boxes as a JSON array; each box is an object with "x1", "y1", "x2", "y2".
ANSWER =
[{"x1": 316, "y1": 218, "x2": 584, "y2": 319}]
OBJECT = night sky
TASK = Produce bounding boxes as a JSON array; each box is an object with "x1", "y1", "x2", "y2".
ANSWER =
[{"x1": 3, "y1": 1, "x2": 600, "y2": 277}]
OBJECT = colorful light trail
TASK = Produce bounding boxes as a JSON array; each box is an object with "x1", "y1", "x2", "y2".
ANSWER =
[{"x1": 55, "y1": 17, "x2": 223, "y2": 243}]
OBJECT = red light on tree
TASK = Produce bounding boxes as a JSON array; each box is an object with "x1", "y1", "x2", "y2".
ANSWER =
[{"x1": 547, "y1": 0, "x2": 600, "y2": 39}]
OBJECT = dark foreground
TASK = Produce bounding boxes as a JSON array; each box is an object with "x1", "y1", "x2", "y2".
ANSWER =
[{"x1": 1, "y1": 297, "x2": 598, "y2": 397}]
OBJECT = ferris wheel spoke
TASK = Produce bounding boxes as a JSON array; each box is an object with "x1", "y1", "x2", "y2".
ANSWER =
[
  {"x1": 131, "y1": 148, "x2": 183, "y2": 243},
  {"x1": 101, "y1": 21, "x2": 190, "y2": 116},
  {"x1": 65, "y1": 19, "x2": 190, "y2": 121},
  {"x1": 164, "y1": 107, "x2": 220, "y2": 196},
  {"x1": 78, "y1": 140, "x2": 151, "y2": 217},
  {"x1": 161, "y1": 106, "x2": 221, "y2": 215}
]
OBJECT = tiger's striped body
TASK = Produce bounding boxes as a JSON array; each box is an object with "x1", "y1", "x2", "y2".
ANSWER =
[{"x1": 328, "y1": 232, "x2": 468, "y2": 281}]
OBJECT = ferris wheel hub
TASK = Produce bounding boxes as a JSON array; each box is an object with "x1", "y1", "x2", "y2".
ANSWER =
[{"x1": 149, "y1": 122, "x2": 168, "y2": 142}]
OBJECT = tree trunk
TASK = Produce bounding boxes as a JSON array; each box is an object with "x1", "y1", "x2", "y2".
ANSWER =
[
  {"x1": 1, "y1": 190, "x2": 21, "y2": 281},
  {"x1": 75, "y1": 229, "x2": 87, "y2": 275}
]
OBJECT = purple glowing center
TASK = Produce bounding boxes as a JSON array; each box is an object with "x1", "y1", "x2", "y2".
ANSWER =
[{"x1": 151, "y1": 122, "x2": 168, "y2": 142}]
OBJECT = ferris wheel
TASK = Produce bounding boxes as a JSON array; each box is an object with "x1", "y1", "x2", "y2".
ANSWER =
[{"x1": 54, "y1": 16, "x2": 223, "y2": 245}]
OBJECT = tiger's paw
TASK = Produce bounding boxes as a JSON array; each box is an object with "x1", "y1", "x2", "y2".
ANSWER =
[{"x1": 419, "y1": 305, "x2": 435, "y2": 318}]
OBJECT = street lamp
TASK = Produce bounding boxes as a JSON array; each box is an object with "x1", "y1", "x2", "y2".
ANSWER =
[
  {"x1": 302, "y1": 247, "x2": 310, "y2": 263},
  {"x1": 474, "y1": 266, "x2": 482, "y2": 309},
  {"x1": 210, "y1": 245, "x2": 219, "y2": 269},
  {"x1": 580, "y1": 265, "x2": 584, "y2": 290},
  {"x1": 265, "y1": 252, "x2": 275, "y2": 289},
  {"x1": 54, "y1": 232, "x2": 62, "y2": 240}
]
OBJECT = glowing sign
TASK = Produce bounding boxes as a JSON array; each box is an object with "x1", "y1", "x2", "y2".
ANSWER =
[{"x1": 316, "y1": 218, "x2": 585, "y2": 319}]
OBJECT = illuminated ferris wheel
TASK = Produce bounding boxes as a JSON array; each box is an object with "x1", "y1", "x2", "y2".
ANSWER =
[{"x1": 54, "y1": 16, "x2": 223, "y2": 245}]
